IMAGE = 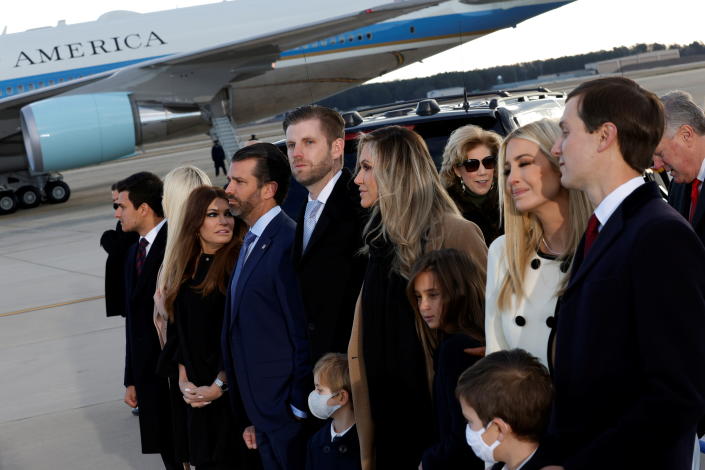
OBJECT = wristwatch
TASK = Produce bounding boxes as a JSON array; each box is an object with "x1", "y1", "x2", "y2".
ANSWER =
[{"x1": 214, "y1": 378, "x2": 228, "y2": 392}]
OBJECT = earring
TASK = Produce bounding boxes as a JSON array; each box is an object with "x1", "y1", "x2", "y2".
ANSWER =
[{"x1": 458, "y1": 176, "x2": 466, "y2": 193}]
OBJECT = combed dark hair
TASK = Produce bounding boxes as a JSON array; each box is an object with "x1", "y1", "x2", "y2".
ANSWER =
[
  {"x1": 163, "y1": 186, "x2": 247, "y2": 322},
  {"x1": 567, "y1": 76, "x2": 664, "y2": 173},
  {"x1": 456, "y1": 349, "x2": 552, "y2": 442},
  {"x1": 231, "y1": 143, "x2": 291, "y2": 204},
  {"x1": 407, "y1": 248, "x2": 485, "y2": 391},
  {"x1": 282, "y1": 105, "x2": 345, "y2": 144},
  {"x1": 115, "y1": 171, "x2": 164, "y2": 217}
]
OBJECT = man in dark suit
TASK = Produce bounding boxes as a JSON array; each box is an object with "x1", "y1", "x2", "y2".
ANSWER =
[
  {"x1": 211, "y1": 140, "x2": 227, "y2": 176},
  {"x1": 283, "y1": 106, "x2": 367, "y2": 363},
  {"x1": 655, "y1": 91, "x2": 705, "y2": 243},
  {"x1": 222, "y1": 143, "x2": 311, "y2": 470},
  {"x1": 115, "y1": 172, "x2": 176, "y2": 469},
  {"x1": 545, "y1": 77, "x2": 705, "y2": 470}
]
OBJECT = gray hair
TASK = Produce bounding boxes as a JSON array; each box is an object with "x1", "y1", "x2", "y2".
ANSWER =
[{"x1": 660, "y1": 91, "x2": 705, "y2": 137}]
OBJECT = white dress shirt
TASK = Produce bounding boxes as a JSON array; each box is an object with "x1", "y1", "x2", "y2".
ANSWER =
[
  {"x1": 307, "y1": 170, "x2": 343, "y2": 225},
  {"x1": 330, "y1": 422, "x2": 354, "y2": 441},
  {"x1": 141, "y1": 218, "x2": 166, "y2": 255},
  {"x1": 593, "y1": 176, "x2": 645, "y2": 231}
]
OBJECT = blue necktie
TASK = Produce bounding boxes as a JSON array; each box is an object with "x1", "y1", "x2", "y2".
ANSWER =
[
  {"x1": 230, "y1": 230, "x2": 257, "y2": 295},
  {"x1": 302, "y1": 200, "x2": 322, "y2": 252}
]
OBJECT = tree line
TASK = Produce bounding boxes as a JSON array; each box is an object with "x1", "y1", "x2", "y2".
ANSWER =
[{"x1": 318, "y1": 42, "x2": 705, "y2": 111}]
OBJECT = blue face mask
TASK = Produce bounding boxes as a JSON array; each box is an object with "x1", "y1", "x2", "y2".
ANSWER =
[{"x1": 465, "y1": 422, "x2": 500, "y2": 464}]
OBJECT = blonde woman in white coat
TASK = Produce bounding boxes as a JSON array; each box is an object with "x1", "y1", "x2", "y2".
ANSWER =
[{"x1": 485, "y1": 119, "x2": 592, "y2": 366}]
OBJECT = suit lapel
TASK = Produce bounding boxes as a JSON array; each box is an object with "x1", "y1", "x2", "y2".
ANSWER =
[
  {"x1": 568, "y1": 183, "x2": 657, "y2": 290},
  {"x1": 692, "y1": 181, "x2": 705, "y2": 227},
  {"x1": 132, "y1": 222, "x2": 167, "y2": 297},
  {"x1": 231, "y1": 213, "x2": 281, "y2": 320},
  {"x1": 301, "y1": 170, "x2": 352, "y2": 261}
]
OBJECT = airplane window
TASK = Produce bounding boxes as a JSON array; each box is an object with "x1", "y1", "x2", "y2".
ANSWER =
[
  {"x1": 338, "y1": 37, "x2": 344, "y2": 44},
  {"x1": 348, "y1": 36, "x2": 353, "y2": 42},
  {"x1": 49, "y1": 80, "x2": 55, "y2": 85},
  {"x1": 28, "y1": 83, "x2": 34, "y2": 90},
  {"x1": 366, "y1": 33, "x2": 372, "y2": 39},
  {"x1": 6, "y1": 87, "x2": 11, "y2": 95},
  {"x1": 357, "y1": 34, "x2": 362, "y2": 41},
  {"x1": 38, "y1": 81, "x2": 44, "y2": 88},
  {"x1": 410, "y1": 26, "x2": 415, "y2": 33},
  {"x1": 18, "y1": 85, "x2": 24, "y2": 92}
]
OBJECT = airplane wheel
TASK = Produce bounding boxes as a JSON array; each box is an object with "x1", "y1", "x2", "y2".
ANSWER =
[
  {"x1": 45, "y1": 181, "x2": 70, "y2": 204},
  {"x1": 17, "y1": 186, "x2": 42, "y2": 209},
  {"x1": 0, "y1": 191, "x2": 18, "y2": 215}
]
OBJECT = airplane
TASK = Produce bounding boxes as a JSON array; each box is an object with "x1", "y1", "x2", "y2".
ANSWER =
[{"x1": 0, "y1": 0, "x2": 574, "y2": 214}]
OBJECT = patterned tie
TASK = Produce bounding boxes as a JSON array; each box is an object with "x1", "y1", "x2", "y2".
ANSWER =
[
  {"x1": 690, "y1": 179, "x2": 701, "y2": 223},
  {"x1": 583, "y1": 214, "x2": 600, "y2": 257},
  {"x1": 230, "y1": 230, "x2": 257, "y2": 293},
  {"x1": 135, "y1": 238, "x2": 149, "y2": 276},
  {"x1": 302, "y1": 200, "x2": 323, "y2": 252}
]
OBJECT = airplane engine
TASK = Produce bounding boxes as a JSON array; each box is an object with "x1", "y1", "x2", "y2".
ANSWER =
[{"x1": 20, "y1": 93, "x2": 208, "y2": 173}]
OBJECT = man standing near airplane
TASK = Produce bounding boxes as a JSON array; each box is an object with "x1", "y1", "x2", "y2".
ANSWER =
[
  {"x1": 655, "y1": 90, "x2": 705, "y2": 244},
  {"x1": 115, "y1": 171, "x2": 176, "y2": 469},
  {"x1": 222, "y1": 143, "x2": 311, "y2": 470},
  {"x1": 545, "y1": 77, "x2": 705, "y2": 470},
  {"x1": 284, "y1": 106, "x2": 367, "y2": 363}
]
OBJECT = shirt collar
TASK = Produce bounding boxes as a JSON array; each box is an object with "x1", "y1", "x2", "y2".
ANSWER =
[
  {"x1": 142, "y1": 218, "x2": 166, "y2": 245},
  {"x1": 329, "y1": 422, "x2": 354, "y2": 441},
  {"x1": 696, "y1": 156, "x2": 705, "y2": 183},
  {"x1": 249, "y1": 205, "x2": 282, "y2": 238},
  {"x1": 594, "y1": 176, "x2": 644, "y2": 228},
  {"x1": 308, "y1": 170, "x2": 343, "y2": 205}
]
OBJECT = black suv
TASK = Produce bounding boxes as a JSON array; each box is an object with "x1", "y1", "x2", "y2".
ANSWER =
[{"x1": 279, "y1": 88, "x2": 566, "y2": 216}]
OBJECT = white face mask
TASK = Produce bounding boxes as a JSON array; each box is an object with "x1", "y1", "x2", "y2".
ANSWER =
[
  {"x1": 307, "y1": 390, "x2": 342, "y2": 420},
  {"x1": 465, "y1": 423, "x2": 500, "y2": 465}
]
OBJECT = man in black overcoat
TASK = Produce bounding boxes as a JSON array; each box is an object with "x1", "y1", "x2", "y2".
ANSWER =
[
  {"x1": 101, "y1": 184, "x2": 138, "y2": 317},
  {"x1": 283, "y1": 105, "x2": 367, "y2": 363},
  {"x1": 543, "y1": 77, "x2": 705, "y2": 470},
  {"x1": 656, "y1": 90, "x2": 705, "y2": 245},
  {"x1": 115, "y1": 172, "x2": 176, "y2": 469}
]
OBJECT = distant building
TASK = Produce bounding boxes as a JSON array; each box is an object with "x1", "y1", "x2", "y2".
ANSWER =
[{"x1": 585, "y1": 49, "x2": 680, "y2": 74}]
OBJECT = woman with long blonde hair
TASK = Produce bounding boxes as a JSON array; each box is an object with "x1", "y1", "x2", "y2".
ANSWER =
[
  {"x1": 154, "y1": 165, "x2": 211, "y2": 346},
  {"x1": 348, "y1": 125, "x2": 487, "y2": 470},
  {"x1": 485, "y1": 119, "x2": 592, "y2": 366}
]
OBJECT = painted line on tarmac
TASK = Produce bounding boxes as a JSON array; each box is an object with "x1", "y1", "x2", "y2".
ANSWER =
[{"x1": 0, "y1": 295, "x2": 104, "y2": 317}]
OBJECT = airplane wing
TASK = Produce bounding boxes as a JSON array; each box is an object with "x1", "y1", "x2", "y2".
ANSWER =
[{"x1": 0, "y1": 0, "x2": 445, "y2": 112}]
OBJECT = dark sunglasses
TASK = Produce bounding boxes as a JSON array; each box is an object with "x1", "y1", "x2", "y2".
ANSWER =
[
  {"x1": 456, "y1": 156, "x2": 497, "y2": 173},
  {"x1": 113, "y1": 203, "x2": 119, "y2": 210}
]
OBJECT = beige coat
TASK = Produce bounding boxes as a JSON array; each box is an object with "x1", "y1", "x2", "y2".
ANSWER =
[{"x1": 348, "y1": 214, "x2": 488, "y2": 470}]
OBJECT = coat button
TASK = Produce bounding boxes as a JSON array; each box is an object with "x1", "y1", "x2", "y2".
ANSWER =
[
  {"x1": 338, "y1": 445, "x2": 348, "y2": 454},
  {"x1": 515, "y1": 315, "x2": 526, "y2": 327},
  {"x1": 323, "y1": 445, "x2": 330, "y2": 454},
  {"x1": 308, "y1": 322, "x2": 316, "y2": 332},
  {"x1": 531, "y1": 259, "x2": 541, "y2": 269},
  {"x1": 546, "y1": 316, "x2": 555, "y2": 328}
]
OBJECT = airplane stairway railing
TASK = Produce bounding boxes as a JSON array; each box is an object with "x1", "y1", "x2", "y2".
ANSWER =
[{"x1": 211, "y1": 116, "x2": 241, "y2": 162}]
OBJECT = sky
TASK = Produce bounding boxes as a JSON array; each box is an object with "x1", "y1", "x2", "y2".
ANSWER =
[{"x1": 2, "y1": 0, "x2": 703, "y2": 83}]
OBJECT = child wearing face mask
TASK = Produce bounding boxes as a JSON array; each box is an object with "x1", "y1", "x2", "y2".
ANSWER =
[
  {"x1": 306, "y1": 353, "x2": 360, "y2": 470},
  {"x1": 455, "y1": 349, "x2": 553, "y2": 470},
  {"x1": 407, "y1": 248, "x2": 486, "y2": 470}
]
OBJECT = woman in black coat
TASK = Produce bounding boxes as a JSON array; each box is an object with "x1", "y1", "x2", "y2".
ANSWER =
[
  {"x1": 163, "y1": 186, "x2": 259, "y2": 470},
  {"x1": 439, "y1": 125, "x2": 503, "y2": 246},
  {"x1": 407, "y1": 249, "x2": 486, "y2": 470}
]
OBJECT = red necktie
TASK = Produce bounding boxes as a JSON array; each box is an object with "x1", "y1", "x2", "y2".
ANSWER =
[
  {"x1": 135, "y1": 238, "x2": 149, "y2": 276},
  {"x1": 690, "y1": 179, "x2": 701, "y2": 223},
  {"x1": 583, "y1": 214, "x2": 600, "y2": 257}
]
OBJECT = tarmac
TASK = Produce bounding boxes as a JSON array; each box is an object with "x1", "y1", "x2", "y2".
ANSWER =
[{"x1": 1, "y1": 65, "x2": 705, "y2": 469}]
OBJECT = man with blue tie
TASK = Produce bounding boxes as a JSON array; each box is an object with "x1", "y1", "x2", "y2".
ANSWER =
[
  {"x1": 222, "y1": 142, "x2": 312, "y2": 470},
  {"x1": 543, "y1": 77, "x2": 705, "y2": 470}
]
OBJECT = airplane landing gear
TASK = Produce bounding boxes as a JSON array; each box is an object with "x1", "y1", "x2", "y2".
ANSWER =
[
  {"x1": 45, "y1": 181, "x2": 70, "y2": 204},
  {"x1": 17, "y1": 185, "x2": 42, "y2": 209},
  {"x1": 0, "y1": 191, "x2": 18, "y2": 215}
]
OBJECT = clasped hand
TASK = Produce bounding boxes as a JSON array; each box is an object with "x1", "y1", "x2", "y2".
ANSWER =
[{"x1": 179, "y1": 380, "x2": 222, "y2": 408}]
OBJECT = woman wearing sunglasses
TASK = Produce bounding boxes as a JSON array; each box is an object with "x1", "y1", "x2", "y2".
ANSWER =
[
  {"x1": 440, "y1": 125, "x2": 503, "y2": 246},
  {"x1": 485, "y1": 119, "x2": 592, "y2": 366}
]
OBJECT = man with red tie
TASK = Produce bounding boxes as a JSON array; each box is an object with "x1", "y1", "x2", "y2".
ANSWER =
[
  {"x1": 655, "y1": 91, "x2": 705, "y2": 243},
  {"x1": 115, "y1": 172, "x2": 176, "y2": 469},
  {"x1": 543, "y1": 77, "x2": 705, "y2": 470}
]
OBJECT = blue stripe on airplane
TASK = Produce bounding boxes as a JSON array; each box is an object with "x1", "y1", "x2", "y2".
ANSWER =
[{"x1": 0, "y1": 1, "x2": 570, "y2": 98}]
